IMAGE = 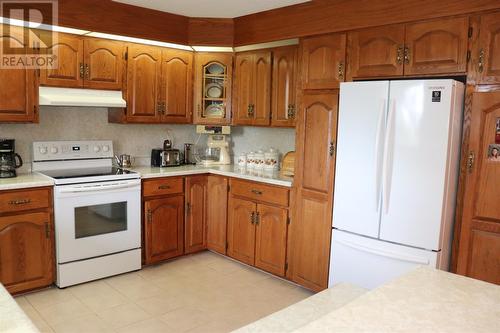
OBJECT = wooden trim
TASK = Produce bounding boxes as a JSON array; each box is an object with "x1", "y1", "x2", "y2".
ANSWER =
[{"x1": 188, "y1": 18, "x2": 234, "y2": 46}]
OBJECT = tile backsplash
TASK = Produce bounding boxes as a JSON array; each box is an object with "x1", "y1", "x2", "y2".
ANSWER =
[{"x1": 0, "y1": 107, "x2": 295, "y2": 172}]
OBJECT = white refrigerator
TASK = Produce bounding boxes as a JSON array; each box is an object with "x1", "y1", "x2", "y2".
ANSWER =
[{"x1": 329, "y1": 79, "x2": 464, "y2": 289}]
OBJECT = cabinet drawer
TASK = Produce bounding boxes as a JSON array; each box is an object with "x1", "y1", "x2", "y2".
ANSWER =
[
  {"x1": 230, "y1": 179, "x2": 289, "y2": 207},
  {"x1": 0, "y1": 187, "x2": 51, "y2": 214},
  {"x1": 143, "y1": 177, "x2": 184, "y2": 197}
]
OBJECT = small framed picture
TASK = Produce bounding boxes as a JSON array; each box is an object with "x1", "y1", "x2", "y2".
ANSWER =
[{"x1": 487, "y1": 144, "x2": 500, "y2": 162}]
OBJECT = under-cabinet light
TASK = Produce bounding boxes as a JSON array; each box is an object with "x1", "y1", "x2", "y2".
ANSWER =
[
  {"x1": 191, "y1": 46, "x2": 234, "y2": 52},
  {"x1": 85, "y1": 32, "x2": 193, "y2": 51},
  {"x1": 233, "y1": 38, "x2": 299, "y2": 52}
]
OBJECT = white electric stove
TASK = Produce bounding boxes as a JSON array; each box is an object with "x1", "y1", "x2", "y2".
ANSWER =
[{"x1": 32, "y1": 140, "x2": 141, "y2": 288}]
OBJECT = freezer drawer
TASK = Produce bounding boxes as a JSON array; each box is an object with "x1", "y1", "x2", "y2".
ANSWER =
[{"x1": 329, "y1": 230, "x2": 437, "y2": 289}]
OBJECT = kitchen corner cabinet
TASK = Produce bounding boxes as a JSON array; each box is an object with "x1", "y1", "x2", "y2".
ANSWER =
[
  {"x1": 271, "y1": 46, "x2": 298, "y2": 127},
  {"x1": 193, "y1": 53, "x2": 233, "y2": 125},
  {"x1": 301, "y1": 33, "x2": 346, "y2": 90},
  {"x1": 206, "y1": 175, "x2": 228, "y2": 254},
  {"x1": 474, "y1": 11, "x2": 500, "y2": 84},
  {"x1": 0, "y1": 187, "x2": 54, "y2": 294},
  {"x1": 288, "y1": 91, "x2": 339, "y2": 292},
  {"x1": 0, "y1": 25, "x2": 39, "y2": 123},
  {"x1": 143, "y1": 177, "x2": 184, "y2": 264},
  {"x1": 233, "y1": 51, "x2": 272, "y2": 126},
  {"x1": 185, "y1": 175, "x2": 208, "y2": 254}
]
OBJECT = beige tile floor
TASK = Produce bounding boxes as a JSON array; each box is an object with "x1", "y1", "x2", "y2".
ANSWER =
[{"x1": 15, "y1": 251, "x2": 313, "y2": 333}]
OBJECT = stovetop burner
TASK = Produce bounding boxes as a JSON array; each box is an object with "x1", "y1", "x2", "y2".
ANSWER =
[{"x1": 40, "y1": 167, "x2": 136, "y2": 180}]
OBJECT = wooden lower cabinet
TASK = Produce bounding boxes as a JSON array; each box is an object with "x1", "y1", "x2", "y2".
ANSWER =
[
  {"x1": 144, "y1": 195, "x2": 184, "y2": 264},
  {"x1": 206, "y1": 176, "x2": 228, "y2": 254},
  {"x1": 227, "y1": 197, "x2": 256, "y2": 265},
  {"x1": 185, "y1": 175, "x2": 207, "y2": 254}
]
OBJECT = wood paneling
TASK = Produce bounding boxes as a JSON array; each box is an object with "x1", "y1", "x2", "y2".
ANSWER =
[
  {"x1": 253, "y1": 51, "x2": 272, "y2": 126},
  {"x1": 301, "y1": 34, "x2": 346, "y2": 90},
  {"x1": 233, "y1": 52, "x2": 254, "y2": 125},
  {"x1": 143, "y1": 177, "x2": 184, "y2": 197},
  {"x1": 188, "y1": 18, "x2": 234, "y2": 46},
  {"x1": 272, "y1": 46, "x2": 298, "y2": 127},
  {"x1": 404, "y1": 17, "x2": 469, "y2": 75},
  {"x1": 475, "y1": 11, "x2": 500, "y2": 84},
  {"x1": 255, "y1": 204, "x2": 288, "y2": 277},
  {"x1": 347, "y1": 24, "x2": 405, "y2": 79},
  {"x1": 144, "y1": 195, "x2": 184, "y2": 264},
  {"x1": 185, "y1": 176, "x2": 207, "y2": 254},
  {"x1": 227, "y1": 197, "x2": 256, "y2": 265},
  {"x1": 206, "y1": 176, "x2": 228, "y2": 254},
  {"x1": 230, "y1": 179, "x2": 289, "y2": 207},
  {"x1": 233, "y1": 0, "x2": 500, "y2": 45},
  {"x1": 84, "y1": 38, "x2": 125, "y2": 90}
]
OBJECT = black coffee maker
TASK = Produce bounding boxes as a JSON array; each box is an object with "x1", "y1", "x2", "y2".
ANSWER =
[{"x1": 0, "y1": 139, "x2": 23, "y2": 178}]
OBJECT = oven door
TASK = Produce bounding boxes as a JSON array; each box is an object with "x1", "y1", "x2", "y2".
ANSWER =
[{"x1": 54, "y1": 179, "x2": 141, "y2": 263}]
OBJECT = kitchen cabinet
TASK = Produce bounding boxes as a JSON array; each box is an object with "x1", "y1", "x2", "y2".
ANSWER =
[
  {"x1": 233, "y1": 50, "x2": 272, "y2": 126},
  {"x1": 160, "y1": 49, "x2": 193, "y2": 123},
  {"x1": 193, "y1": 52, "x2": 233, "y2": 125},
  {"x1": 456, "y1": 91, "x2": 500, "y2": 285},
  {"x1": 474, "y1": 12, "x2": 500, "y2": 84},
  {"x1": 0, "y1": 187, "x2": 54, "y2": 294},
  {"x1": 0, "y1": 26, "x2": 38, "y2": 123},
  {"x1": 301, "y1": 33, "x2": 346, "y2": 90},
  {"x1": 288, "y1": 91, "x2": 339, "y2": 291},
  {"x1": 227, "y1": 196, "x2": 257, "y2": 265},
  {"x1": 185, "y1": 175, "x2": 207, "y2": 254},
  {"x1": 271, "y1": 46, "x2": 298, "y2": 127},
  {"x1": 206, "y1": 175, "x2": 228, "y2": 254}
]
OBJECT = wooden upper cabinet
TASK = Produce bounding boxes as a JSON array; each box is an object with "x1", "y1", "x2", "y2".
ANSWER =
[
  {"x1": 227, "y1": 197, "x2": 256, "y2": 265},
  {"x1": 40, "y1": 32, "x2": 84, "y2": 88},
  {"x1": 272, "y1": 46, "x2": 298, "y2": 127},
  {"x1": 126, "y1": 44, "x2": 162, "y2": 123},
  {"x1": 83, "y1": 38, "x2": 125, "y2": 90},
  {"x1": 0, "y1": 27, "x2": 38, "y2": 123},
  {"x1": 193, "y1": 52, "x2": 233, "y2": 125},
  {"x1": 161, "y1": 49, "x2": 193, "y2": 123},
  {"x1": 404, "y1": 17, "x2": 469, "y2": 75},
  {"x1": 0, "y1": 212, "x2": 53, "y2": 294},
  {"x1": 301, "y1": 33, "x2": 346, "y2": 90},
  {"x1": 206, "y1": 176, "x2": 228, "y2": 254},
  {"x1": 185, "y1": 176, "x2": 207, "y2": 254},
  {"x1": 348, "y1": 24, "x2": 405, "y2": 79},
  {"x1": 254, "y1": 204, "x2": 288, "y2": 277},
  {"x1": 476, "y1": 12, "x2": 500, "y2": 84},
  {"x1": 233, "y1": 51, "x2": 272, "y2": 126},
  {"x1": 144, "y1": 195, "x2": 184, "y2": 264},
  {"x1": 456, "y1": 91, "x2": 500, "y2": 285}
]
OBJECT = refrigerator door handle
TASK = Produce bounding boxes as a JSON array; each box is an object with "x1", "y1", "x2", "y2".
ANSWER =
[
  {"x1": 335, "y1": 238, "x2": 430, "y2": 265},
  {"x1": 382, "y1": 99, "x2": 396, "y2": 214},
  {"x1": 374, "y1": 99, "x2": 386, "y2": 212}
]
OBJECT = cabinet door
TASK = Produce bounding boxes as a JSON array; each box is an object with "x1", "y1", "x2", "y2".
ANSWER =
[
  {"x1": 0, "y1": 27, "x2": 38, "y2": 123},
  {"x1": 252, "y1": 51, "x2": 272, "y2": 126},
  {"x1": 0, "y1": 212, "x2": 53, "y2": 294},
  {"x1": 476, "y1": 12, "x2": 500, "y2": 84},
  {"x1": 185, "y1": 175, "x2": 207, "y2": 254},
  {"x1": 301, "y1": 33, "x2": 346, "y2": 90},
  {"x1": 271, "y1": 46, "x2": 297, "y2": 127},
  {"x1": 227, "y1": 197, "x2": 256, "y2": 265},
  {"x1": 233, "y1": 53, "x2": 254, "y2": 125},
  {"x1": 193, "y1": 52, "x2": 232, "y2": 125},
  {"x1": 255, "y1": 204, "x2": 288, "y2": 277},
  {"x1": 161, "y1": 49, "x2": 193, "y2": 123},
  {"x1": 126, "y1": 44, "x2": 162, "y2": 123},
  {"x1": 206, "y1": 176, "x2": 228, "y2": 254},
  {"x1": 144, "y1": 195, "x2": 184, "y2": 264},
  {"x1": 404, "y1": 17, "x2": 469, "y2": 75},
  {"x1": 84, "y1": 38, "x2": 125, "y2": 90},
  {"x1": 40, "y1": 33, "x2": 84, "y2": 88},
  {"x1": 456, "y1": 92, "x2": 500, "y2": 285},
  {"x1": 348, "y1": 25, "x2": 405, "y2": 78}
]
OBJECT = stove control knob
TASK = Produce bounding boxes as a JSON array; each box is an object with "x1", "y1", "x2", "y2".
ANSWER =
[
  {"x1": 102, "y1": 145, "x2": 110, "y2": 152},
  {"x1": 50, "y1": 147, "x2": 58, "y2": 154},
  {"x1": 93, "y1": 146, "x2": 101, "y2": 152},
  {"x1": 39, "y1": 147, "x2": 48, "y2": 155}
]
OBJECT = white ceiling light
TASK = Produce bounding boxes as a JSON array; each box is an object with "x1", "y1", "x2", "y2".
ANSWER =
[
  {"x1": 191, "y1": 46, "x2": 233, "y2": 52},
  {"x1": 85, "y1": 32, "x2": 193, "y2": 51},
  {"x1": 0, "y1": 17, "x2": 90, "y2": 35}
]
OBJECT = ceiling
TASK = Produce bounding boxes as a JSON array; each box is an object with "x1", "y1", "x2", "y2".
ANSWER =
[{"x1": 112, "y1": 0, "x2": 311, "y2": 18}]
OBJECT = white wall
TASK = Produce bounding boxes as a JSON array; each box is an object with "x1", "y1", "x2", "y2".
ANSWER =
[{"x1": 0, "y1": 107, "x2": 295, "y2": 172}]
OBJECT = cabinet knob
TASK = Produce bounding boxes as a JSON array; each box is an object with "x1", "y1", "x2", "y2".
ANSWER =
[
  {"x1": 396, "y1": 46, "x2": 403, "y2": 65},
  {"x1": 329, "y1": 141, "x2": 336, "y2": 157},
  {"x1": 255, "y1": 211, "x2": 260, "y2": 225},
  {"x1": 338, "y1": 61, "x2": 345, "y2": 81},
  {"x1": 79, "y1": 63, "x2": 84, "y2": 79},
  {"x1": 85, "y1": 64, "x2": 90, "y2": 79},
  {"x1": 467, "y1": 151, "x2": 475, "y2": 173},
  {"x1": 250, "y1": 211, "x2": 255, "y2": 224},
  {"x1": 404, "y1": 47, "x2": 411, "y2": 65}
]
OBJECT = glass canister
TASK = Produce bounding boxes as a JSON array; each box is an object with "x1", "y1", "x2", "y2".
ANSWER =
[
  {"x1": 237, "y1": 152, "x2": 247, "y2": 168},
  {"x1": 254, "y1": 150, "x2": 265, "y2": 170},
  {"x1": 246, "y1": 151, "x2": 255, "y2": 169},
  {"x1": 264, "y1": 148, "x2": 279, "y2": 170}
]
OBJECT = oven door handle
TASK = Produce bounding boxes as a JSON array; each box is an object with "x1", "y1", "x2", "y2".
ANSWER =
[{"x1": 58, "y1": 182, "x2": 139, "y2": 193}]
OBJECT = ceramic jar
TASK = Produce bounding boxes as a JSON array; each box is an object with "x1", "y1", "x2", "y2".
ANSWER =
[
  {"x1": 246, "y1": 151, "x2": 255, "y2": 169},
  {"x1": 264, "y1": 148, "x2": 279, "y2": 170},
  {"x1": 237, "y1": 152, "x2": 247, "y2": 168},
  {"x1": 254, "y1": 150, "x2": 265, "y2": 170}
]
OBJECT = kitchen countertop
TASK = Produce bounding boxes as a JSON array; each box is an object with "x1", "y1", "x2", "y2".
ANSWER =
[
  {"x1": 130, "y1": 165, "x2": 293, "y2": 187},
  {"x1": 0, "y1": 284, "x2": 38, "y2": 333},
  {"x1": 240, "y1": 267, "x2": 500, "y2": 332},
  {"x1": 0, "y1": 172, "x2": 53, "y2": 191}
]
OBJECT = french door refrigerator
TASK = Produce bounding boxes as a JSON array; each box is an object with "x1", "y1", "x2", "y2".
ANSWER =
[{"x1": 329, "y1": 79, "x2": 464, "y2": 289}]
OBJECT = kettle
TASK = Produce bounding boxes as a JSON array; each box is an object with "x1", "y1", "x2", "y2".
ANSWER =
[{"x1": 114, "y1": 154, "x2": 133, "y2": 168}]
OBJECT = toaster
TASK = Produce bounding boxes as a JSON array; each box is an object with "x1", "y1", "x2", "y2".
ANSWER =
[{"x1": 161, "y1": 149, "x2": 181, "y2": 167}]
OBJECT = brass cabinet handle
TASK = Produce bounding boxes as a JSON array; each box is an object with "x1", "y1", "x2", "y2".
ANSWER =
[
  {"x1": 247, "y1": 104, "x2": 255, "y2": 117},
  {"x1": 396, "y1": 46, "x2": 403, "y2": 65},
  {"x1": 186, "y1": 202, "x2": 191, "y2": 214},
  {"x1": 250, "y1": 211, "x2": 255, "y2": 224},
  {"x1": 404, "y1": 47, "x2": 410, "y2": 65},
  {"x1": 85, "y1": 64, "x2": 90, "y2": 79},
  {"x1": 255, "y1": 212, "x2": 260, "y2": 225},
  {"x1": 251, "y1": 189, "x2": 263, "y2": 195},
  {"x1": 478, "y1": 48, "x2": 484, "y2": 73},
  {"x1": 156, "y1": 102, "x2": 162, "y2": 114},
  {"x1": 8, "y1": 199, "x2": 31, "y2": 205},
  {"x1": 338, "y1": 61, "x2": 345, "y2": 81},
  {"x1": 329, "y1": 141, "x2": 336, "y2": 157},
  {"x1": 287, "y1": 104, "x2": 296, "y2": 119},
  {"x1": 158, "y1": 185, "x2": 171, "y2": 190},
  {"x1": 162, "y1": 102, "x2": 167, "y2": 115},
  {"x1": 45, "y1": 222, "x2": 50, "y2": 239},
  {"x1": 467, "y1": 151, "x2": 475, "y2": 173},
  {"x1": 79, "y1": 63, "x2": 84, "y2": 78},
  {"x1": 147, "y1": 209, "x2": 152, "y2": 223}
]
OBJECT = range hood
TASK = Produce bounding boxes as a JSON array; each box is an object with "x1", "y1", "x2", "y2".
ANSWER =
[{"x1": 39, "y1": 87, "x2": 126, "y2": 108}]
